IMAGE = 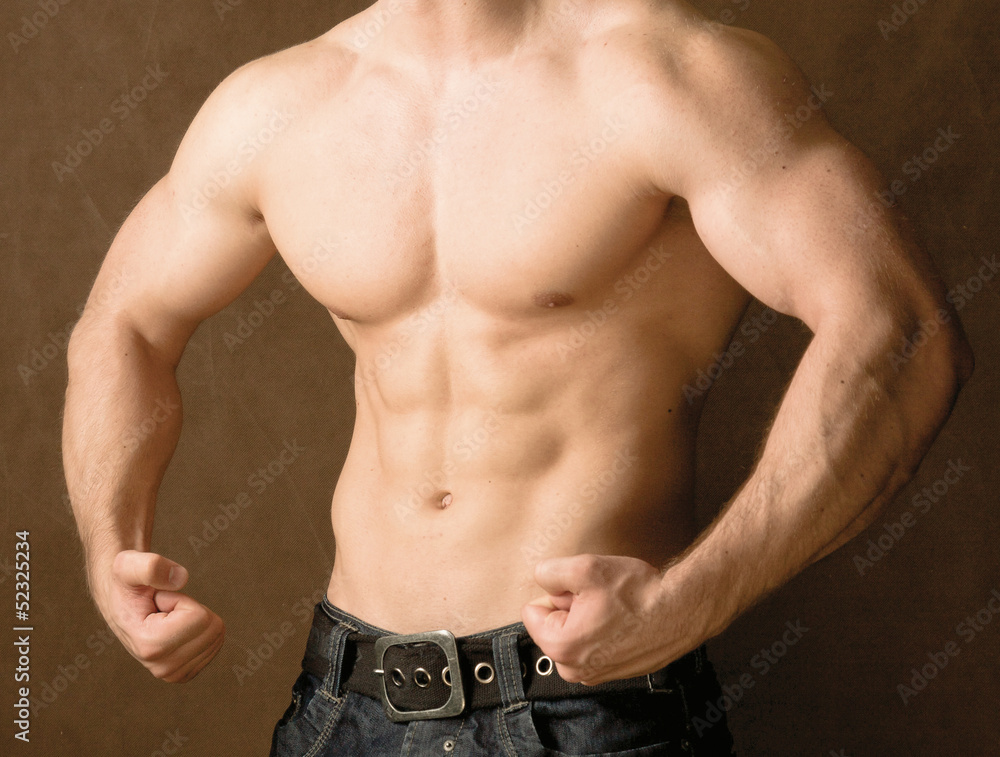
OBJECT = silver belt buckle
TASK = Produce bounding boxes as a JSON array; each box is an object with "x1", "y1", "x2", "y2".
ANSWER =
[{"x1": 373, "y1": 630, "x2": 465, "y2": 722}]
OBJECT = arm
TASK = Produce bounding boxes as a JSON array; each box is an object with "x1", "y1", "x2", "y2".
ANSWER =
[
  {"x1": 522, "y1": 27, "x2": 973, "y2": 682},
  {"x1": 659, "y1": 29, "x2": 973, "y2": 636},
  {"x1": 64, "y1": 59, "x2": 285, "y2": 682}
]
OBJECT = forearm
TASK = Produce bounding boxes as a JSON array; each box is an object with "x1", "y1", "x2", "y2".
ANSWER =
[
  {"x1": 63, "y1": 315, "x2": 184, "y2": 602},
  {"x1": 667, "y1": 308, "x2": 970, "y2": 638}
]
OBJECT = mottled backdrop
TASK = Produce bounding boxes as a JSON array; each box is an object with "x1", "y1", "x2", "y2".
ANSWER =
[{"x1": 2, "y1": 1, "x2": 997, "y2": 755}]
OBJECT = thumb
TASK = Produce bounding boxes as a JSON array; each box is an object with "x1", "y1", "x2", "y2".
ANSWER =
[
  {"x1": 113, "y1": 550, "x2": 189, "y2": 591},
  {"x1": 521, "y1": 597, "x2": 570, "y2": 645},
  {"x1": 521, "y1": 601, "x2": 554, "y2": 636}
]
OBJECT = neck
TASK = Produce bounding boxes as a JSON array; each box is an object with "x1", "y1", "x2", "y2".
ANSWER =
[{"x1": 372, "y1": 0, "x2": 554, "y2": 63}]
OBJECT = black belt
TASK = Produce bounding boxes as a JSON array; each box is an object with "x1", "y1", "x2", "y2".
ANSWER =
[{"x1": 303, "y1": 608, "x2": 701, "y2": 722}]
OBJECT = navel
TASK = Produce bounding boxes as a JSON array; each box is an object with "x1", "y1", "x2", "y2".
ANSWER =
[
  {"x1": 533, "y1": 291, "x2": 575, "y2": 309},
  {"x1": 439, "y1": 493, "x2": 453, "y2": 510}
]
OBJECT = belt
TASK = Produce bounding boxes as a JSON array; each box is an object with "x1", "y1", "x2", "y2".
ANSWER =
[{"x1": 303, "y1": 609, "x2": 699, "y2": 722}]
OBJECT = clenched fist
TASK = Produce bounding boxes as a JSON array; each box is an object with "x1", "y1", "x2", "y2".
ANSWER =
[
  {"x1": 92, "y1": 550, "x2": 225, "y2": 683},
  {"x1": 521, "y1": 553, "x2": 699, "y2": 685}
]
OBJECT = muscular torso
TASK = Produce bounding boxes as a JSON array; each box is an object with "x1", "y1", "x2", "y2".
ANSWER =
[{"x1": 254, "y1": 1, "x2": 751, "y2": 633}]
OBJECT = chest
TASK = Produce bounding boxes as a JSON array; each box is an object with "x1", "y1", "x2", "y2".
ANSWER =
[{"x1": 258, "y1": 69, "x2": 663, "y2": 322}]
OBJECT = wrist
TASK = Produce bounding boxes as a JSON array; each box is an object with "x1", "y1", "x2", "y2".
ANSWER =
[
  {"x1": 659, "y1": 548, "x2": 741, "y2": 646},
  {"x1": 85, "y1": 548, "x2": 126, "y2": 609}
]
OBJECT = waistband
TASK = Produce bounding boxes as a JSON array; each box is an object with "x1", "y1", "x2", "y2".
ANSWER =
[
  {"x1": 318, "y1": 595, "x2": 531, "y2": 640},
  {"x1": 302, "y1": 596, "x2": 709, "y2": 720}
]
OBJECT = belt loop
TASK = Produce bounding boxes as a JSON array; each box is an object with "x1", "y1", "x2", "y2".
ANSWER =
[
  {"x1": 320, "y1": 616, "x2": 354, "y2": 698},
  {"x1": 647, "y1": 666, "x2": 674, "y2": 694},
  {"x1": 492, "y1": 632, "x2": 526, "y2": 708}
]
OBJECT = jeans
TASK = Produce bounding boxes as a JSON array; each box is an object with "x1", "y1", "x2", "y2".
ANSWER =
[{"x1": 270, "y1": 597, "x2": 735, "y2": 756}]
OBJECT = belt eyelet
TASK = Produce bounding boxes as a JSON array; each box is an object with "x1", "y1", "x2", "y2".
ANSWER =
[
  {"x1": 474, "y1": 662, "x2": 495, "y2": 684},
  {"x1": 535, "y1": 656, "x2": 554, "y2": 676},
  {"x1": 414, "y1": 667, "x2": 431, "y2": 688}
]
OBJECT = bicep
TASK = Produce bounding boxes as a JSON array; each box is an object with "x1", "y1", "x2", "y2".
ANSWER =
[
  {"x1": 84, "y1": 63, "x2": 281, "y2": 361},
  {"x1": 648, "y1": 28, "x2": 942, "y2": 332},
  {"x1": 91, "y1": 173, "x2": 276, "y2": 360},
  {"x1": 687, "y1": 133, "x2": 933, "y2": 332}
]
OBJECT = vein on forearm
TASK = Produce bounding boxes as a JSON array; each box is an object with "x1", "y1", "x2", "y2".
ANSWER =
[
  {"x1": 670, "y1": 306, "x2": 963, "y2": 629},
  {"x1": 63, "y1": 315, "x2": 183, "y2": 587}
]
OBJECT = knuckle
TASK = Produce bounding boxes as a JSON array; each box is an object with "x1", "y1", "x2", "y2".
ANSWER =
[
  {"x1": 546, "y1": 641, "x2": 572, "y2": 664},
  {"x1": 559, "y1": 666, "x2": 584, "y2": 683},
  {"x1": 577, "y1": 554, "x2": 604, "y2": 580},
  {"x1": 167, "y1": 665, "x2": 198, "y2": 684},
  {"x1": 134, "y1": 638, "x2": 166, "y2": 662},
  {"x1": 148, "y1": 661, "x2": 174, "y2": 680},
  {"x1": 111, "y1": 550, "x2": 132, "y2": 576}
]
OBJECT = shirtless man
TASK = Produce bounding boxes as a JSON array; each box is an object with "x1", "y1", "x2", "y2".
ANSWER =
[{"x1": 63, "y1": 0, "x2": 973, "y2": 754}]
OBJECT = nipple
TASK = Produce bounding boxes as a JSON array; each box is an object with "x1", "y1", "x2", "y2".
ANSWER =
[
  {"x1": 534, "y1": 291, "x2": 575, "y2": 309},
  {"x1": 439, "y1": 493, "x2": 453, "y2": 510}
]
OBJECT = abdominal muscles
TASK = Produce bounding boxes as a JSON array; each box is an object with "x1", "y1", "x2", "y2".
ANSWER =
[{"x1": 324, "y1": 295, "x2": 704, "y2": 634}]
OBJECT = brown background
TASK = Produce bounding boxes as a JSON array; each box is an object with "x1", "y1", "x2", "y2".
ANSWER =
[{"x1": 2, "y1": 0, "x2": 997, "y2": 755}]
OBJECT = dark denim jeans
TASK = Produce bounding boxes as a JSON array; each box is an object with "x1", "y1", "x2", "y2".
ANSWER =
[{"x1": 270, "y1": 597, "x2": 735, "y2": 756}]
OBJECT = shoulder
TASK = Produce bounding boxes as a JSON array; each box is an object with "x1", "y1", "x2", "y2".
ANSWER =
[
  {"x1": 166, "y1": 28, "x2": 361, "y2": 208},
  {"x1": 586, "y1": 4, "x2": 811, "y2": 115},
  {"x1": 580, "y1": 6, "x2": 830, "y2": 194},
  {"x1": 198, "y1": 29, "x2": 360, "y2": 128}
]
